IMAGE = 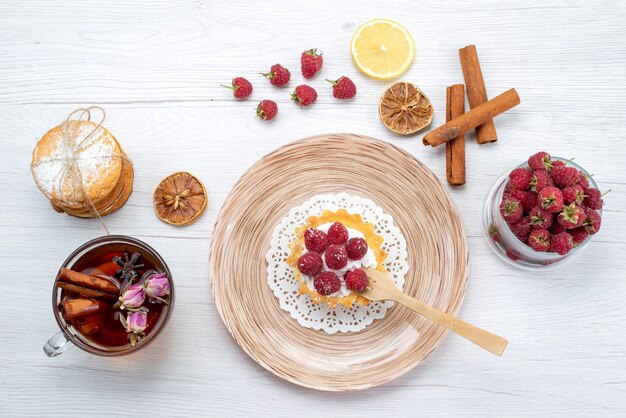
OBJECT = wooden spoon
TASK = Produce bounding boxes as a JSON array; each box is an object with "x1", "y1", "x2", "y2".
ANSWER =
[{"x1": 361, "y1": 268, "x2": 508, "y2": 356}]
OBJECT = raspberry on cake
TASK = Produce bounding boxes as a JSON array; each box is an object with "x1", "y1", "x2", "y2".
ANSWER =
[{"x1": 286, "y1": 208, "x2": 387, "y2": 309}]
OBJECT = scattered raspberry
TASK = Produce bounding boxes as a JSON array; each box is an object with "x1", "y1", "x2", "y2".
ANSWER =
[
  {"x1": 562, "y1": 185, "x2": 585, "y2": 205},
  {"x1": 324, "y1": 245, "x2": 348, "y2": 270},
  {"x1": 297, "y1": 252, "x2": 323, "y2": 276},
  {"x1": 256, "y1": 100, "x2": 278, "y2": 121},
  {"x1": 528, "y1": 151, "x2": 552, "y2": 171},
  {"x1": 327, "y1": 222, "x2": 349, "y2": 245},
  {"x1": 508, "y1": 168, "x2": 533, "y2": 190},
  {"x1": 301, "y1": 48, "x2": 323, "y2": 79},
  {"x1": 551, "y1": 164, "x2": 579, "y2": 188},
  {"x1": 326, "y1": 76, "x2": 357, "y2": 99},
  {"x1": 291, "y1": 85, "x2": 317, "y2": 107},
  {"x1": 500, "y1": 196, "x2": 523, "y2": 223},
  {"x1": 529, "y1": 206, "x2": 554, "y2": 229},
  {"x1": 583, "y1": 188, "x2": 604, "y2": 210},
  {"x1": 550, "y1": 232, "x2": 573, "y2": 255},
  {"x1": 313, "y1": 271, "x2": 340, "y2": 295},
  {"x1": 509, "y1": 217, "x2": 532, "y2": 243},
  {"x1": 511, "y1": 190, "x2": 538, "y2": 213},
  {"x1": 550, "y1": 222, "x2": 567, "y2": 235},
  {"x1": 529, "y1": 229, "x2": 552, "y2": 252},
  {"x1": 576, "y1": 174, "x2": 589, "y2": 190},
  {"x1": 304, "y1": 228, "x2": 328, "y2": 253},
  {"x1": 346, "y1": 237, "x2": 368, "y2": 260},
  {"x1": 557, "y1": 203, "x2": 586, "y2": 229},
  {"x1": 530, "y1": 170, "x2": 554, "y2": 192},
  {"x1": 569, "y1": 227, "x2": 589, "y2": 247},
  {"x1": 221, "y1": 77, "x2": 253, "y2": 99},
  {"x1": 344, "y1": 269, "x2": 369, "y2": 292},
  {"x1": 538, "y1": 186, "x2": 564, "y2": 213},
  {"x1": 262, "y1": 64, "x2": 290, "y2": 87},
  {"x1": 582, "y1": 208, "x2": 602, "y2": 234}
]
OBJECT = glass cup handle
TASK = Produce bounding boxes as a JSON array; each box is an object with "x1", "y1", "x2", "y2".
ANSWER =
[{"x1": 43, "y1": 331, "x2": 74, "y2": 357}]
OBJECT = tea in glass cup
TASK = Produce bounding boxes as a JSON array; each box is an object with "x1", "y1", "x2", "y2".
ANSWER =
[{"x1": 44, "y1": 235, "x2": 174, "y2": 357}]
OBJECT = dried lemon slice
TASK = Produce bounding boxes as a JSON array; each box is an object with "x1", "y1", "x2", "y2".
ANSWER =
[
  {"x1": 379, "y1": 82, "x2": 434, "y2": 135},
  {"x1": 154, "y1": 172, "x2": 207, "y2": 226},
  {"x1": 350, "y1": 19, "x2": 415, "y2": 80}
]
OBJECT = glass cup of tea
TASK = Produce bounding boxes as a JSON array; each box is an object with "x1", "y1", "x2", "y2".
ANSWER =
[{"x1": 44, "y1": 235, "x2": 174, "y2": 357}]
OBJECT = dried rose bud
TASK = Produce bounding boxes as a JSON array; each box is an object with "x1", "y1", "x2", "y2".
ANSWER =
[
  {"x1": 126, "y1": 311, "x2": 147, "y2": 334},
  {"x1": 120, "y1": 284, "x2": 145, "y2": 309},
  {"x1": 144, "y1": 273, "x2": 170, "y2": 299}
]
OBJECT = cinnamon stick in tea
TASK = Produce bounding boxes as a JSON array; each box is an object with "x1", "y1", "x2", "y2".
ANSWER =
[
  {"x1": 446, "y1": 85, "x2": 466, "y2": 186},
  {"x1": 56, "y1": 282, "x2": 118, "y2": 301},
  {"x1": 459, "y1": 45, "x2": 498, "y2": 144},
  {"x1": 58, "y1": 268, "x2": 119, "y2": 294},
  {"x1": 422, "y1": 88, "x2": 520, "y2": 147},
  {"x1": 59, "y1": 298, "x2": 107, "y2": 320}
]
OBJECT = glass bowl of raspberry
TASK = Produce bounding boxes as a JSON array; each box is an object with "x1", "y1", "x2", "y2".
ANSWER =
[{"x1": 483, "y1": 152, "x2": 604, "y2": 270}]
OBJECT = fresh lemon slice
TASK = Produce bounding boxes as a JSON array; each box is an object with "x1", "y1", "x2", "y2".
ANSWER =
[{"x1": 350, "y1": 19, "x2": 415, "y2": 80}]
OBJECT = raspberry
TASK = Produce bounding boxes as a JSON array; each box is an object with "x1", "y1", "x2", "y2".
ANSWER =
[
  {"x1": 262, "y1": 64, "x2": 290, "y2": 87},
  {"x1": 506, "y1": 248, "x2": 521, "y2": 261},
  {"x1": 529, "y1": 206, "x2": 554, "y2": 229},
  {"x1": 569, "y1": 227, "x2": 589, "y2": 247},
  {"x1": 297, "y1": 252, "x2": 323, "y2": 276},
  {"x1": 256, "y1": 100, "x2": 278, "y2": 121},
  {"x1": 562, "y1": 185, "x2": 585, "y2": 205},
  {"x1": 301, "y1": 48, "x2": 323, "y2": 79},
  {"x1": 291, "y1": 85, "x2": 317, "y2": 107},
  {"x1": 582, "y1": 208, "x2": 601, "y2": 235},
  {"x1": 504, "y1": 180, "x2": 515, "y2": 195},
  {"x1": 313, "y1": 271, "x2": 340, "y2": 295},
  {"x1": 528, "y1": 229, "x2": 552, "y2": 252},
  {"x1": 550, "y1": 232, "x2": 573, "y2": 255},
  {"x1": 530, "y1": 170, "x2": 554, "y2": 192},
  {"x1": 538, "y1": 186, "x2": 564, "y2": 213},
  {"x1": 326, "y1": 76, "x2": 357, "y2": 99},
  {"x1": 551, "y1": 165, "x2": 579, "y2": 188},
  {"x1": 508, "y1": 168, "x2": 533, "y2": 190},
  {"x1": 221, "y1": 77, "x2": 253, "y2": 99},
  {"x1": 488, "y1": 224, "x2": 501, "y2": 244},
  {"x1": 304, "y1": 228, "x2": 328, "y2": 253},
  {"x1": 509, "y1": 216, "x2": 532, "y2": 243},
  {"x1": 576, "y1": 174, "x2": 589, "y2": 190},
  {"x1": 344, "y1": 269, "x2": 369, "y2": 292},
  {"x1": 528, "y1": 151, "x2": 552, "y2": 171},
  {"x1": 324, "y1": 245, "x2": 348, "y2": 270},
  {"x1": 557, "y1": 203, "x2": 586, "y2": 229},
  {"x1": 583, "y1": 188, "x2": 604, "y2": 210},
  {"x1": 327, "y1": 222, "x2": 349, "y2": 245},
  {"x1": 346, "y1": 237, "x2": 368, "y2": 260},
  {"x1": 550, "y1": 222, "x2": 567, "y2": 235},
  {"x1": 511, "y1": 190, "x2": 538, "y2": 213},
  {"x1": 551, "y1": 160, "x2": 566, "y2": 170},
  {"x1": 500, "y1": 196, "x2": 523, "y2": 223}
]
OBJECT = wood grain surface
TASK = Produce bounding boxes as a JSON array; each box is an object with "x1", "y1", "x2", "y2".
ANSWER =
[{"x1": 1, "y1": 0, "x2": 625, "y2": 416}]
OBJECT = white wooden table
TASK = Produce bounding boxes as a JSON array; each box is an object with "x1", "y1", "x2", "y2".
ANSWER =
[{"x1": 2, "y1": 1, "x2": 625, "y2": 416}]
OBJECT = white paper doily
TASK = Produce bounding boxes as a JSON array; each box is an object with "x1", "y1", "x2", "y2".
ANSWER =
[{"x1": 266, "y1": 193, "x2": 409, "y2": 334}]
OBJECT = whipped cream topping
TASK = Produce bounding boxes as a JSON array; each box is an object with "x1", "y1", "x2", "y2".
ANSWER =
[{"x1": 301, "y1": 223, "x2": 377, "y2": 297}]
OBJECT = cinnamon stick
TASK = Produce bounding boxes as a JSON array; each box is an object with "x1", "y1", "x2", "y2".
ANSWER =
[
  {"x1": 459, "y1": 45, "x2": 498, "y2": 144},
  {"x1": 422, "y1": 88, "x2": 520, "y2": 147},
  {"x1": 56, "y1": 282, "x2": 118, "y2": 301},
  {"x1": 59, "y1": 298, "x2": 107, "y2": 320},
  {"x1": 446, "y1": 85, "x2": 466, "y2": 186},
  {"x1": 58, "y1": 268, "x2": 119, "y2": 294}
]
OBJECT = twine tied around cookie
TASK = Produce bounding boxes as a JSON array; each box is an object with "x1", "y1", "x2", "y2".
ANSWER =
[{"x1": 31, "y1": 107, "x2": 133, "y2": 234}]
